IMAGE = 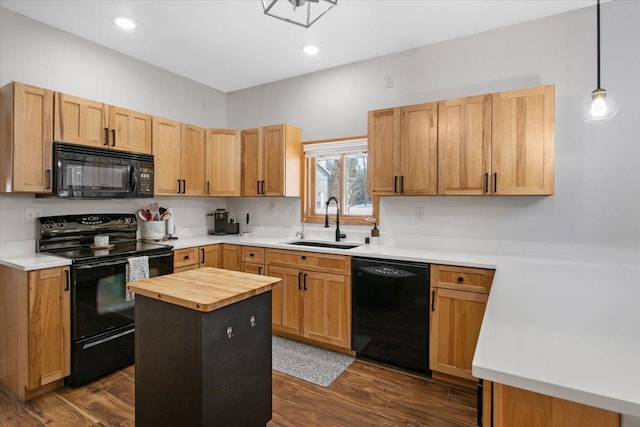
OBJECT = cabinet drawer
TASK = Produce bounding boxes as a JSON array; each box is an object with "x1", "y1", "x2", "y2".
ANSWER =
[
  {"x1": 242, "y1": 246, "x2": 265, "y2": 264},
  {"x1": 174, "y1": 247, "x2": 199, "y2": 269},
  {"x1": 431, "y1": 264, "x2": 493, "y2": 294},
  {"x1": 266, "y1": 249, "x2": 351, "y2": 276}
]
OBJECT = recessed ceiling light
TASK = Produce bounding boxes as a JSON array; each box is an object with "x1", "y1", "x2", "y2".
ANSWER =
[
  {"x1": 114, "y1": 17, "x2": 136, "y2": 30},
  {"x1": 303, "y1": 45, "x2": 320, "y2": 56}
]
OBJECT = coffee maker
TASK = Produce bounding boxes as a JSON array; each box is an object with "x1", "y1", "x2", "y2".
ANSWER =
[{"x1": 212, "y1": 209, "x2": 228, "y2": 235}]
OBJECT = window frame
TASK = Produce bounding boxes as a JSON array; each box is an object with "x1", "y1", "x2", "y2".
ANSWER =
[{"x1": 302, "y1": 135, "x2": 378, "y2": 226}]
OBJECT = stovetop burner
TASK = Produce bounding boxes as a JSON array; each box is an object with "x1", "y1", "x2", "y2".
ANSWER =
[{"x1": 38, "y1": 213, "x2": 172, "y2": 262}]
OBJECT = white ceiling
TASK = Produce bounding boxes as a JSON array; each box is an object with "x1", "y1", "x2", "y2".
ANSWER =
[{"x1": 0, "y1": 0, "x2": 598, "y2": 93}]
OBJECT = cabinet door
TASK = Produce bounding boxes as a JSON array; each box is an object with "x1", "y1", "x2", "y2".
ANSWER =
[
  {"x1": 28, "y1": 267, "x2": 70, "y2": 389},
  {"x1": 242, "y1": 262, "x2": 264, "y2": 276},
  {"x1": 205, "y1": 129, "x2": 242, "y2": 196},
  {"x1": 54, "y1": 93, "x2": 108, "y2": 148},
  {"x1": 489, "y1": 382, "x2": 620, "y2": 427},
  {"x1": 367, "y1": 108, "x2": 399, "y2": 195},
  {"x1": 262, "y1": 124, "x2": 285, "y2": 196},
  {"x1": 491, "y1": 85, "x2": 554, "y2": 195},
  {"x1": 109, "y1": 106, "x2": 152, "y2": 154},
  {"x1": 1, "y1": 82, "x2": 54, "y2": 193},
  {"x1": 152, "y1": 117, "x2": 182, "y2": 195},
  {"x1": 221, "y1": 244, "x2": 242, "y2": 271},
  {"x1": 438, "y1": 95, "x2": 491, "y2": 195},
  {"x1": 430, "y1": 287, "x2": 487, "y2": 380},
  {"x1": 399, "y1": 102, "x2": 438, "y2": 195},
  {"x1": 267, "y1": 265, "x2": 302, "y2": 336},
  {"x1": 180, "y1": 124, "x2": 206, "y2": 196},
  {"x1": 303, "y1": 271, "x2": 351, "y2": 349},
  {"x1": 242, "y1": 128, "x2": 262, "y2": 196},
  {"x1": 199, "y1": 245, "x2": 221, "y2": 268}
]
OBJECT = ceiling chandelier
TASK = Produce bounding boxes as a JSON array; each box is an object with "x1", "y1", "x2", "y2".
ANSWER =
[
  {"x1": 580, "y1": 0, "x2": 619, "y2": 123},
  {"x1": 262, "y1": 0, "x2": 337, "y2": 28}
]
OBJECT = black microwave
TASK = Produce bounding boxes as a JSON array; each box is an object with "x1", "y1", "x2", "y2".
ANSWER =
[{"x1": 43, "y1": 142, "x2": 154, "y2": 199}]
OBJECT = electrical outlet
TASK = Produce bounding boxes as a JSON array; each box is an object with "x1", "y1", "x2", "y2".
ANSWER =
[
  {"x1": 415, "y1": 207, "x2": 425, "y2": 223},
  {"x1": 24, "y1": 207, "x2": 44, "y2": 222},
  {"x1": 384, "y1": 75, "x2": 395, "y2": 88},
  {"x1": 270, "y1": 203, "x2": 276, "y2": 216}
]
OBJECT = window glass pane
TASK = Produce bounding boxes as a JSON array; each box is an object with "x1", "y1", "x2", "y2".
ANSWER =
[
  {"x1": 314, "y1": 157, "x2": 340, "y2": 215},
  {"x1": 344, "y1": 153, "x2": 371, "y2": 216}
]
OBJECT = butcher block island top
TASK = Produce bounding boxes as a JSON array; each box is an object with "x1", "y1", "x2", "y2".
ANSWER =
[{"x1": 126, "y1": 267, "x2": 280, "y2": 312}]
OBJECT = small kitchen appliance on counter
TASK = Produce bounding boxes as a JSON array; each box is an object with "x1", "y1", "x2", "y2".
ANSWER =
[{"x1": 208, "y1": 209, "x2": 239, "y2": 235}]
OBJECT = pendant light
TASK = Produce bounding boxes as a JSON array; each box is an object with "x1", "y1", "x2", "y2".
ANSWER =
[{"x1": 580, "y1": 0, "x2": 619, "y2": 123}]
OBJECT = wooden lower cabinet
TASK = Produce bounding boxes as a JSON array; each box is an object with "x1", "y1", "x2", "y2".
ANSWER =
[
  {"x1": 430, "y1": 265, "x2": 493, "y2": 382},
  {"x1": 242, "y1": 246, "x2": 266, "y2": 276},
  {"x1": 221, "y1": 244, "x2": 242, "y2": 271},
  {"x1": 173, "y1": 245, "x2": 221, "y2": 272},
  {"x1": 483, "y1": 381, "x2": 620, "y2": 427},
  {"x1": 0, "y1": 265, "x2": 71, "y2": 400},
  {"x1": 266, "y1": 249, "x2": 351, "y2": 351}
]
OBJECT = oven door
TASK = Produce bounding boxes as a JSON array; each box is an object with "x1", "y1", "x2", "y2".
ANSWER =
[{"x1": 71, "y1": 252, "x2": 173, "y2": 340}]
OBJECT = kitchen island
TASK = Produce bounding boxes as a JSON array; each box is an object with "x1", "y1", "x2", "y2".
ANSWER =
[{"x1": 126, "y1": 267, "x2": 281, "y2": 427}]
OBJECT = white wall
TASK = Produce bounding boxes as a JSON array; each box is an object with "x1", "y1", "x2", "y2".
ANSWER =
[
  {"x1": 227, "y1": 1, "x2": 640, "y2": 251},
  {"x1": 0, "y1": 8, "x2": 228, "y2": 243}
]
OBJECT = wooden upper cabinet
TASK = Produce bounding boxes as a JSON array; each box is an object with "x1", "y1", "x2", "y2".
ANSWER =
[
  {"x1": 492, "y1": 85, "x2": 554, "y2": 195},
  {"x1": 54, "y1": 92, "x2": 108, "y2": 148},
  {"x1": 241, "y1": 124, "x2": 302, "y2": 197},
  {"x1": 368, "y1": 108, "x2": 397, "y2": 195},
  {"x1": 180, "y1": 123, "x2": 206, "y2": 196},
  {"x1": 152, "y1": 117, "x2": 181, "y2": 196},
  {"x1": 438, "y1": 94, "x2": 492, "y2": 195},
  {"x1": 368, "y1": 103, "x2": 437, "y2": 195},
  {"x1": 109, "y1": 106, "x2": 152, "y2": 154},
  {"x1": 262, "y1": 124, "x2": 286, "y2": 196},
  {"x1": 0, "y1": 82, "x2": 54, "y2": 193},
  {"x1": 400, "y1": 103, "x2": 438, "y2": 195},
  {"x1": 205, "y1": 129, "x2": 242, "y2": 197},
  {"x1": 242, "y1": 128, "x2": 261, "y2": 196}
]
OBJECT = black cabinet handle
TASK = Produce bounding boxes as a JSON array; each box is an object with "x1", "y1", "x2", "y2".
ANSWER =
[
  {"x1": 182, "y1": 179, "x2": 186, "y2": 194},
  {"x1": 177, "y1": 180, "x2": 181, "y2": 194},
  {"x1": 493, "y1": 173, "x2": 497, "y2": 193},
  {"x1": 256, "y1": 180, "x2": 260, "y2": 195},
  {"x1": 394, "y1": 176, "x2": 398, "y2": 193},
  {"x1": 249, "y1": 253, "x2": 254, "y2": 257},
  {"x1": 258, "y1": 266, "x2": 262, "y2": 275},
  {"x1": 261, "y1": 180, "x2": 265, "y2": 195},
  {"x1": 400, "y1": 175, "x2": 404, "y2": 193},
  {"x1": 207, "y1": 181, "x2": 210, "y2": 195},
  {"x1": 64, "y1": 269, "x2": 70, "y2": 291},
  {"x1": 111, "y1": 129, "x2": 116, "y2": 147},
  {"x1": 298, "y1": 272, "x2": 302, "y2": 290},
  {"x1": 484, "y1": 173, "x2": 489, "y2": 193},
  {"x1": 458, "y1": 276, "x2": 464, "y2": 283},
  {"x1": 46, "y1": 169, "x2": 52, "y2": 190},
  {"x1": 301, "y1": 255, "x2": 306, "y2": 260},
  {"x1": 104, "y1": 128, "x2": 109, "y2": 146},
  {"x1": 200, "y1": 248, "x2": 205, "y2": 264},
  {"x1": 431, "y1": 290, "x2": 435, "y2": 311},
  {"x1": 303, "y1": 273, "x2": 307, "y2": 291}
]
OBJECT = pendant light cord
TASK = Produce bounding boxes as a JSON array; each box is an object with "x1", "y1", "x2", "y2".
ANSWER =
[{"x1": 596, "y1": 0, "x2": 601, "y2": 89}]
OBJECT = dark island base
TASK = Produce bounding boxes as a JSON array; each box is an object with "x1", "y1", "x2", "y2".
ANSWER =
[{"x1": 135, "y1": 291, "x2": 272, "y2": 427}]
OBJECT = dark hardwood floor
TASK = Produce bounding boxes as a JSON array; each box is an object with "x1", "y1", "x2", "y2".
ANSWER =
[{"x1": 0, "y1": 362, "x2": 477, "y2": 426}]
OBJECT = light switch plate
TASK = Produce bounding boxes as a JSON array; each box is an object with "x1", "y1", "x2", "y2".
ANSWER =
[
  {"x1": 415, "y1": 207, "x2": 424, "y2": 222},
  {"x1": 24, "y1": 207, "x2": 44, "y2": 222}
]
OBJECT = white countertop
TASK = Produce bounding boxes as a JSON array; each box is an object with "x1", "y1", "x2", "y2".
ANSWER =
[
  {"x1": 472, "y1": 258, "x2": 640, "y2": 417},
  {"x1": 1, "y1": 234, "x2": 638, "y2": 417}
]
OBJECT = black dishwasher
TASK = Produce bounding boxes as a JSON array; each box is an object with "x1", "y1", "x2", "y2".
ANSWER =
[{"x1": 352, "y1": 257, "x2": 430, "y2": 374}]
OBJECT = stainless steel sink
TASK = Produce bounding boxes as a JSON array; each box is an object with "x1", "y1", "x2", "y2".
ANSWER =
[{"x1": 285, "y1": 240, "x2": 361, "y2": 250}]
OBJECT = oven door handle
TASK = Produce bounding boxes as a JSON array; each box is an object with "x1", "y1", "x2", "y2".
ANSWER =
[
  {"x1": 74, "y1": 252, "x2": 172, "y2": 269},
  {"x1": 82, "y1": 328, "x2": 135, "y2": 349}
]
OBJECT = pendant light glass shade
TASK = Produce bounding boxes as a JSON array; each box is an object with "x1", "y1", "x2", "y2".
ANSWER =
[
  {"x1": 581, "y1": 0, "x2": 619, "y2": 123},
  {"x1": 580, "y1": 88, "x2": 619, "y2": 123}
]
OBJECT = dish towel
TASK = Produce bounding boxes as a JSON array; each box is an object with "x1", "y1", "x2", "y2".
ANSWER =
[{"x1": 126, "y1": 256, "x2": 149, "y2": 301}]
